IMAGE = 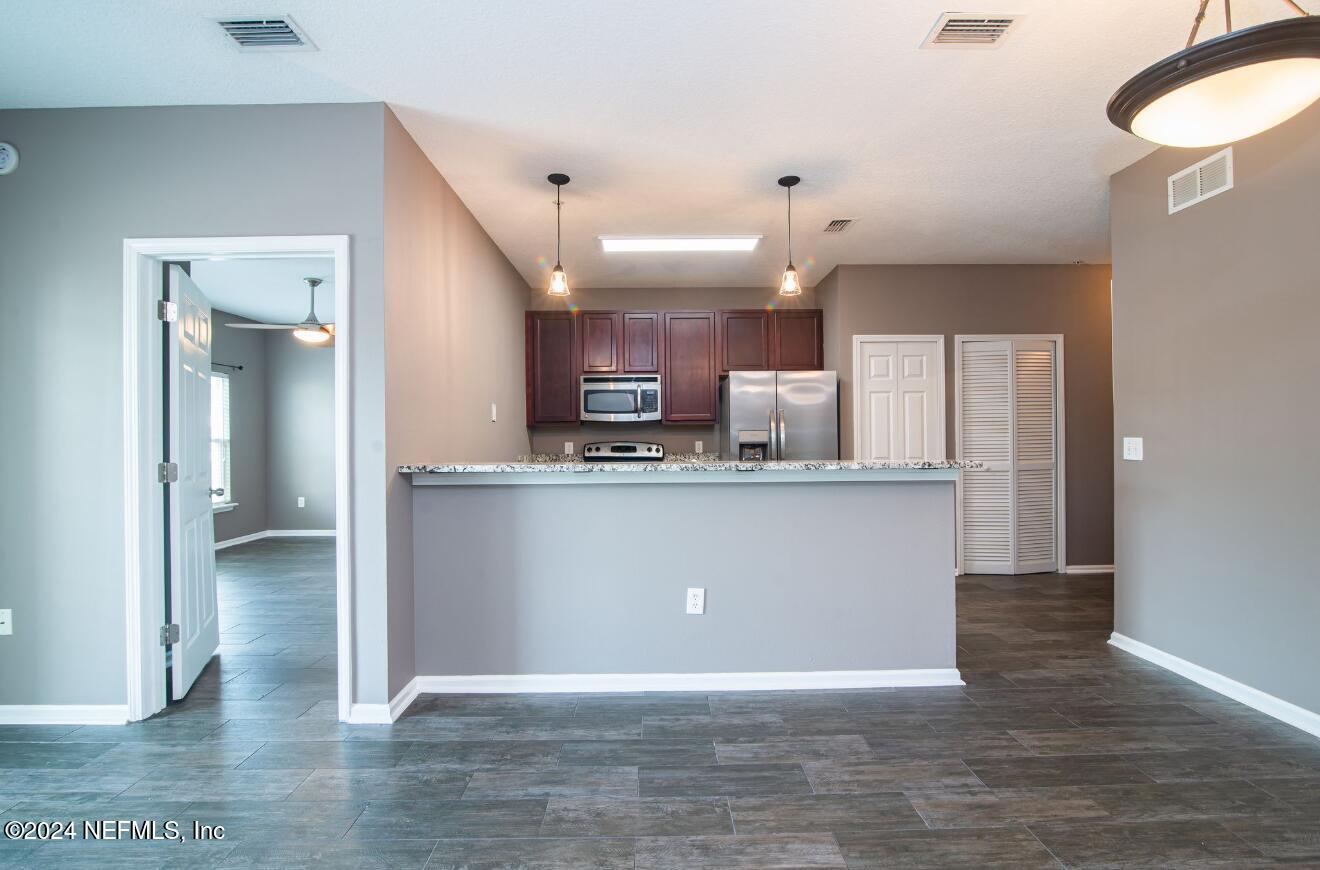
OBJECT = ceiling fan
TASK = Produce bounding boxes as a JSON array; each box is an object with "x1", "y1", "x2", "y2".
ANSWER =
[{"x1": 225, "y1": 277, "x2": 334, "y2": 344}]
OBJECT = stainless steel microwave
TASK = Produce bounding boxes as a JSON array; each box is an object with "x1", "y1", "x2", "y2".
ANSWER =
[{"x1": 580, "y1": 375, "x2": 662, "y2": 422}]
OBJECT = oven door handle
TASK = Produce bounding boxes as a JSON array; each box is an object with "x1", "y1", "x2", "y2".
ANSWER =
[{"x1": 637, "y1": 385, "x2": 643, "y2": 419}]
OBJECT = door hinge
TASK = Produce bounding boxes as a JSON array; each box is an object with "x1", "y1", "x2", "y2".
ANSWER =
[
  {"x1": 160, "y1": 623, "x2": 180, "y2": 646},
  {"x1": 157, "y1": 461, "x2": 178, "y2": 483},
  {"x1": 157, "y1": 300, "x2": 177, "y2": 322}
]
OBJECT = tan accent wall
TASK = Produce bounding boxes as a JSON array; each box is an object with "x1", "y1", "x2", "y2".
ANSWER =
[
  {"x1": 825, "y1": 264, "x2": 1114, "y2": 567},
  {"x1": 382, "y1": 108, "x2": 532, "y2": 695},
  {"x1": 1111, "y1": 102, "x2": 1320, "y2": 714}
]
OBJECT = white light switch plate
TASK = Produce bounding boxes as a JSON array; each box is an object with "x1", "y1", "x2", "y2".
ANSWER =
[
  {"x1": 694, "y1": 440, "x2": 703, "y2": 454},
  {"x1": 686, "y1": 588, "x2": 706, "y2": 615},
  {"x1": 1122, "y1": 437, "x2": 1144, "y2": 461},
  {"x1": 0, "y1": 609, "x2": 11, "y2": 636},
  {"x1": 297, "y1": 496, "x2": 306, "y2": 508},
  {"x1": 490, "y1": 403, "x2": 498, "y2": 422},
  {"x1": 565, "y1": 441, "x2": 574, "y2": 455}
]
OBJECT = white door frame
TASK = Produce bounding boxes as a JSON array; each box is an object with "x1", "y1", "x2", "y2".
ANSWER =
[
  {"x1": 953, "y1": 334, "x2": 1066, "y2": 575},
  {"x1": 852, "y1": 335, "x2": 947, "y2": 461},
  {"x1": 122, "y1": 235, "x2": 353, "y2": 723}
]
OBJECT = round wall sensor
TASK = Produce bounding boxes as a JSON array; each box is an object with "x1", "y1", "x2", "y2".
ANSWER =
[{"x1": 0, "y1": 142, "x2": 18, "y2": 175}]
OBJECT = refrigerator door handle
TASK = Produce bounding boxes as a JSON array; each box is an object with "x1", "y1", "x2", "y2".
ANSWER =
[
  {"x1": 779, "y1": 409, "x2": 787, "y2": 459},
  {"x1": 768, "y1": 409, "x2": 778, "y2": 460}
]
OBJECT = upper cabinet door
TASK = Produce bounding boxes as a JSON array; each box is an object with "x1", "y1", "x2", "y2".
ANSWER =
[
  {"x1": 663, "y1": 311, "x2": 717, "y2": 423},
  {"x1": 772, "y1": 309, "x2": 824, "y2": 370},
  {"x1": 526, "y1": 312, "x2": 579, "y2": 424},
  {"x1": 718, "y1": 310, "x2": 772, "y2": 373},
  {"x1": 580, "y1": 311, "x2": 620, "y2": 373},
  {"x1": 622, "y1": 312, "x2": 660, "y2": 372}
]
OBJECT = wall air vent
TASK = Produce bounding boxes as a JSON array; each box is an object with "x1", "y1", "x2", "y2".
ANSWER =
[
  {"x1": 823, "y1": 219, "x2": 854, "y2": 233},
  {"x1": 923, "y1": 13, "x2": 1021, "y2": 48},
  {"x1": 215, "y1": 16, "x2": 316, "y2": 52},
  {"x1": 1168, "y1": 147, "x2": 1233, "y2": 214}
]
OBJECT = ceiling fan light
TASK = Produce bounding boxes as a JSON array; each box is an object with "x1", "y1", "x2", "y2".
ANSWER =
[
  {"x1": 292, "y1": 326, "x2": 332, "y2": 344},
  {"x1": 1109, "y1": 16, "x2": 1320, "y2": 148},
  {"x1": 548, "y1": 263, "x2": 570, "y2": 297}
]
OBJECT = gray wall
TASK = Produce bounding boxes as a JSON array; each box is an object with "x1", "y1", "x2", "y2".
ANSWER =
[
  {"x1": 0, "y1": 103, "x2": 392, "y2": 706},
  {"x1": 265, "y1": 334, "x2": 336, "y2": 530},
  {"x1": 413, "y1": 480, "x2": 956, "y2": 675},
  {"x1": 382, "y1": 109, "x2": 533, "y2": 697},
  {"x1": 526, "y1": 286, "x2": 824, "y2": 456},
  {"x1": 1110, "y1": 102, "x2": 1320, "y2": 714},
  {"x1": 211, "y1": 311, "x2": 270, "y2": 543},
  {"x1": 818, "y1": 264, "x2": 1115, "y2": 567}
]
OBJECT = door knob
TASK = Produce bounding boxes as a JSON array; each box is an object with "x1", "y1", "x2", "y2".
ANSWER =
[{"x1": 209, "y1": 488, "x2": 225, "y2": 497}]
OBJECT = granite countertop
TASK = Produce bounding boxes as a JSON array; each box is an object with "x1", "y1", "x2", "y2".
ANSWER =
[{"x1": 400, "y1": 459, "x2": 981, "y2": 474}]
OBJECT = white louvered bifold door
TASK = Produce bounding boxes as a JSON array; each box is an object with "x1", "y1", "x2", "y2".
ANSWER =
[{"x1": 958, "y1": 339, "x2": 1059, "y2": 574}]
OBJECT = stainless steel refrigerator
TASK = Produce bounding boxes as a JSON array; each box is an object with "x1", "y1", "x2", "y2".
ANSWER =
[{"x1": 719, "y1": 371, "x2": 839, "y2": 461}]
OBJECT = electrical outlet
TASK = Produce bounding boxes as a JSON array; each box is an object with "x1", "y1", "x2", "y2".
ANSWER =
[
  {"x1": 1122, "y1": 437, "x2": 1144, "y2": 461},
  {"x1": 565, "y1": 441, "x2": 574, "y2": 455},
  {"x1": 490, "y1": 402, "x2": 498, "y2": 422},
  {"x1": 0, "y1": 609, "x2": 11, "y2": 636},
  {"x1": 685, "y1": 588, "x2": 706, "y2": 615},
  {"x1": 694, "y1": 440, "x2": 703, "y2": 454},
  {"x1": 297, "y1": 496, "x2": 306, "y2": 508}
]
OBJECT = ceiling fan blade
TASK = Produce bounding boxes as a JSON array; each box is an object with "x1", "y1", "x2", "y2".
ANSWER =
[{"x1": 226, "y1": 323, "x2": 297, "y2": 330}]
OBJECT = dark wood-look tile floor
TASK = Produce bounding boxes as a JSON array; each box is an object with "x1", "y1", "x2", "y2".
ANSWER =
[{"x1": 3, "y1": 545, "x2": 1319, "y2": 867}]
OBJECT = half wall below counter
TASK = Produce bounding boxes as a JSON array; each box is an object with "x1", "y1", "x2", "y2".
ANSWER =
[{"x1": 402, "y1": 461, "x2": 976, "y2": 692}]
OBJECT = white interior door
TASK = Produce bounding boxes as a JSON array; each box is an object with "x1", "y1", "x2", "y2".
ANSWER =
[
  {"x1": 854, "y1": 336, "x2": 945, "y2": 461},
  {"x1": 957, "y1": 337, "x2": 1060, "y2": 574},
  {"x1": 169, "y1": 265, "x2": 220, "y2": 699}
]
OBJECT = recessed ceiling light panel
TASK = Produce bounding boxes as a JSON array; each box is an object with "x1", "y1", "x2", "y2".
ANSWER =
[{"x1": 599, "y1": 236, "x2": 762, "y2": 253}]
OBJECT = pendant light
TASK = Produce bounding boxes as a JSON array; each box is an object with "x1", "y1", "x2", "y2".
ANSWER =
[
  {"x1": 547, "y1": 173, "x2": 571, "y2": 297},
  {"x1": 778, "y1": 175, "x2": 802, "y2": 297},
  {"x1": 1108, "y1": 1, "x2": 1320, "y2": 148},
  {"x1": 291, "y1": 278, "x2": 333, "y2": 344}
]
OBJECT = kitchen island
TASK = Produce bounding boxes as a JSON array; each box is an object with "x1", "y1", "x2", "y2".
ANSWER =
[{"x1": 401, "y1": 460, "x2": 976, "y2": 692}]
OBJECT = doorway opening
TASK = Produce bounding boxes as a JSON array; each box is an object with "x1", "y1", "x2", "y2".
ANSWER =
[{"x1": 122, "y1": 236, "x2": 353, "y2": 723}]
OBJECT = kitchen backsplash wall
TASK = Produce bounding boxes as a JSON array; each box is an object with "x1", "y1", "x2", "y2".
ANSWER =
[{"x1": 529, "y1": 423, "x2": 717, "y2": 455}]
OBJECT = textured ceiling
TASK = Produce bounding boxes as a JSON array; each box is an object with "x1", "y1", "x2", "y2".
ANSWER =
[
  {"x1": 191, "y1": 258, "x2": 335, "y2": 325},
  {"x1": 1, "y1": 0, "x2": 1293, "y2": 287}
]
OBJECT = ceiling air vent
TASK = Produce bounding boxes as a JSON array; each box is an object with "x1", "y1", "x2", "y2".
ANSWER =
[
  {"x1": 216, "y1": 16, "x2": 316, "y2": 52},
  {"x1": 1168, "y1": 147, "x2": 1233, "y2": 214},
  {"x1": 923, "y1": 13, "x2": 1021, "y2": 48},
  {"x1": 823, "y1": 219, "x2": 854, "y2": 233}
]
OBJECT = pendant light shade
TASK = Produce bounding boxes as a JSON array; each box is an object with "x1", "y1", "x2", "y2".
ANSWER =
[
  {"x1": 547, "y1": 173, "x2": 571, "y2": 297},
  {"x1": 778, "y1": 175, "x2": 802, "y2": 297},
  {"x1": 1109, "y1": 6, "x2": 1320, "y2": 148}
]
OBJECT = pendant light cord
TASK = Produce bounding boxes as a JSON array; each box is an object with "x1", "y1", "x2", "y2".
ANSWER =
[
  {"x1": 1187, "y1": 0, "x2": 1212, "y2": 47},
  {"x1": 1189, "y1": 0, "x2": 1310, "y2": 49},
  {"x1": 555, "y1": 183, "x2": 562, "y2": 264},
  {"x1": 786, "y1": 184, "x2": 793, "y2": 265}
]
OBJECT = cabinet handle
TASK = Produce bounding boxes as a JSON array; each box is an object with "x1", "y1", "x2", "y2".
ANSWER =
[{"x1": 779, "y1": 410, "x2": 787, "y2": 459}]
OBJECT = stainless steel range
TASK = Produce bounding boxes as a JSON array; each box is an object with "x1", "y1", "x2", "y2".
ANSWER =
[{"x1": 582, "y1": 440, "x2": 665, "y2": 462}]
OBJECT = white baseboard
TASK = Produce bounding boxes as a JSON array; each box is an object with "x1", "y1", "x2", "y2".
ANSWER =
[
  {"x1": 214, "y1": 530, "x2": 268, "y2": 550},
  {"x1": 215, "y1": 529, "x2": 336, "y2": 550},
  {"x1": 344, "y1": 677, "x2": 420, "y2": 725},
  {"x1": 0, "y1": 705, "x2": 130, "y2": 725},
  {"x1": 1109, "y1": 632, "x2": 1320, "y2": 739},
  {"x1": 1065, "y1": 564, "x2": 1115, "y2": 575},
  {"x1": 412, "y1": 669, "x2": 964, "y2": 695}
]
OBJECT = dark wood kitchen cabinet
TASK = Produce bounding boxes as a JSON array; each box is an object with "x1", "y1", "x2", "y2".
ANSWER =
[
  {"x1": 525, "y1": 312, "x2": 579, "y2": 423},
  {"x1": 772, "y1": 309, "x2": 825, "y2": 370},
  {"x1": 718, "y1": 309, "x2": 773, "y2": 373},
  {"x1": 662, "y1": 311, "x2": 717, "y2": 423},
  {"x1": 580, "y1": 311, "x2": 619, "y2": 372},
  {"x1": 622, "y1": 312, "x2": 660, "y2": 372}
]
